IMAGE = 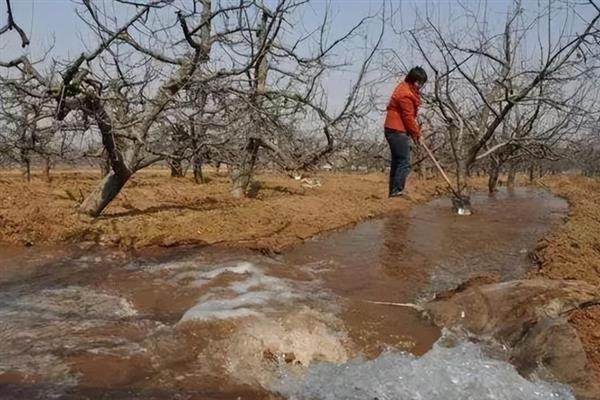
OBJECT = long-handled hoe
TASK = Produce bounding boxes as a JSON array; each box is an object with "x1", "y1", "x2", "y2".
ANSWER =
[{"x1": 420, "y1": 141, "x2": 472, "y2": 215}]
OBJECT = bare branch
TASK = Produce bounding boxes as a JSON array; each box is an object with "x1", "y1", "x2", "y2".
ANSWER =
[{"x1": 0, "y1": 0, "x2": 29, "y2": 47}]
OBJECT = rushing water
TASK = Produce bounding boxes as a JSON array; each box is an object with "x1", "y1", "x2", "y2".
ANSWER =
[
  {"x1": 0, "y1": 188, "x2": 569, "y2": 399},
  {"x1": 273, "y1": 337, "x2": 574, "y2": 400}
]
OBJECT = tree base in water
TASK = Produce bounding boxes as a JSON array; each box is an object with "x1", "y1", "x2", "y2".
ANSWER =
[{"x1": 451, "y1": 196, "x2": 472, "y2": 215}]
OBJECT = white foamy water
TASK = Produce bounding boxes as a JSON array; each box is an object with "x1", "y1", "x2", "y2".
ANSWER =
[
  {"x1": 178, "y1": 261, "x2": 317, "y2": 322},
  {"x1": 0, "y1": 286, "x2": 143, "y2": 388},
  {"x1": 0, "y1": 286, "x2": 138, "y2": 321},
  {"x1": 174, "y1": 259, "x2": 350, "y2": 387},
  {"x1": 181, "y1": 290, "x2": 277, "y2": 321},
  {"x1": 195, "y1": 261, "x2": 259, "y2": 280},
  {"x1": 273, "y1": 339, "x2": 575, "y2": 400}
]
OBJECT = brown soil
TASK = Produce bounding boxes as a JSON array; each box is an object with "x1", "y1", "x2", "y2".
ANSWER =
[
  {"x1": 534, "y1": 175, "x2": 600, "y2": 382},
  {"x1": 0, "y1": 168, "x2": 447, "y2": 252}
]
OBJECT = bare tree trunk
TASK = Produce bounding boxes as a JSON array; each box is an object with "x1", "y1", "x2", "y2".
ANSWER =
[
  {"x1": 507, "y1": 162, "x2": 517, "y2": 188},
  {"x1": 169, "y1": 159, "x2": 185, "y2": 177},
  {"x1": 449, "y1": 121, "x2": 471, "y2": 199},
  {"x1": 230, "y1": 10, "x2": 269, "y2": 198},
  {"x1": 100, "y1": 153, "x2": 110, "y2": 178},
  {"x1": 193, "y1": 156, "x2": 205, "y2": 184},
  {"x1": 43, "y1": 156, "x2": 52, "y2": 183},
  {"x1": 231, "y1": 138, "x2": 259, "y2": 198},
  {"x1": 20, "y1": 149, "x2": 31, "y2": 182},
  {"x1": 528, "y1": 163, "x2": 535, "y2": 183},
  {"x1": 488, "y1": 164, "x2": 500, "y2": 194},
  {"x1": 456, "y1": 159, "x2": 470, "y2": 197},
  {"x1": 79, "y1": 93, "x2": 137, "y2": 217},
  {"x1": 79, "y1": 170, "x2": 131, "y2": 217}
]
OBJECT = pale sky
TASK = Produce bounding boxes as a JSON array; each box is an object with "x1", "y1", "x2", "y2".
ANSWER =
[
  {"x1": 1, "y1": 0, "x2": 596, "y2": 134},
  {"x1": 1, "y1": 1, "x2": 524, "y2": 59},
  {"x1": 1, "y1": 1, "x2": 536, "y2": 70}
]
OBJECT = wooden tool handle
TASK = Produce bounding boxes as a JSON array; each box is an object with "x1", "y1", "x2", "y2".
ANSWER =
[{"x1": 421, "y1": 141, "x2": 462, "y2": 199}]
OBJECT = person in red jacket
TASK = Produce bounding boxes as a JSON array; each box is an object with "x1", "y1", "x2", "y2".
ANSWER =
[{"x1": 384, "y1": 67, "x2": 427, "y2": 197}]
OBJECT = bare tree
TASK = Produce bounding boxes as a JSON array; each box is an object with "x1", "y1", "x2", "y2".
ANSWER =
[
  {"x1": 399, "y1": 0, "x2": 600, "y2": 198},
  {"x1": 0, "y1": 71, "x2": 78, "y2": 182},
  {"x1": 1, "y1": 0, "x2": 385, "y2": 214},
  {"x1": 222, "y1": 3, "x2": 386, "y2": 197},
  {"x1": 0, "y1": 1, "x2": 265, "y2": 215}
]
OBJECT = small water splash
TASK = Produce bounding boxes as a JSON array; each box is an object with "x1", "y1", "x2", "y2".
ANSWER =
[
  {"x1": 200, "y1": 308, "x2": 350, "y2": 388},
  {"x1": 273, "y1": 338, "x2": 575, "y2": 400}
]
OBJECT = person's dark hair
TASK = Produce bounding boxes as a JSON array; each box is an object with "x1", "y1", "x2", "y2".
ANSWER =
[{"x1": 405, "y1": 67, "x2": 427, "y2": 84}]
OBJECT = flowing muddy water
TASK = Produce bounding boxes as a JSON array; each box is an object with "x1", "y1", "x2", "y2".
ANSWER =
[{"x1": 0, "y1": 188, "x2": 569, "y2": 399}]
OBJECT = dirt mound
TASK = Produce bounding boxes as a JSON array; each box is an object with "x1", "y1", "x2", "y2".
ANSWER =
[
  {"x1": 423, "y1": 278, "x2": 600, "y2": 400},
  {"x1": 535, "y1": 176, "x2": 600, "y2": 286},
  {"x1": 534, "y1": 176, "x2": 600, "y2": 384}
]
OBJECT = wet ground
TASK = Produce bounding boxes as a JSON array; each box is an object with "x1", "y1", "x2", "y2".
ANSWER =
[
  {"x1": 284, "y1": 187, "x2": 568, "y2": 357},
  {"x1": 0, "y1": 188, "x2": 568, "y2": 399}
]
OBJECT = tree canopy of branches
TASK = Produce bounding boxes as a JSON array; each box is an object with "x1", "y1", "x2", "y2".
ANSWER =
[
  {"x1": 0, "y1": 0, "x2": 384, "y2": 216},
  {"x1": 396, "y1": 0, "x2": 600, "y2": 195},
  {"x1": 2, "y1": 0, "x2": 600, "y2": 215}
]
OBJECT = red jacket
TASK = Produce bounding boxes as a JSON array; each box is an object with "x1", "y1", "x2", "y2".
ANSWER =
[{"x1": 384, "y1": 81, "x2": 421, "y2": 139}]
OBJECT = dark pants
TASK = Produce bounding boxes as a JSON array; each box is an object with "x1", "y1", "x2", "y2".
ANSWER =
[{"x1": 385, "y1": 130, "x2": 411, "y2": 195}]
